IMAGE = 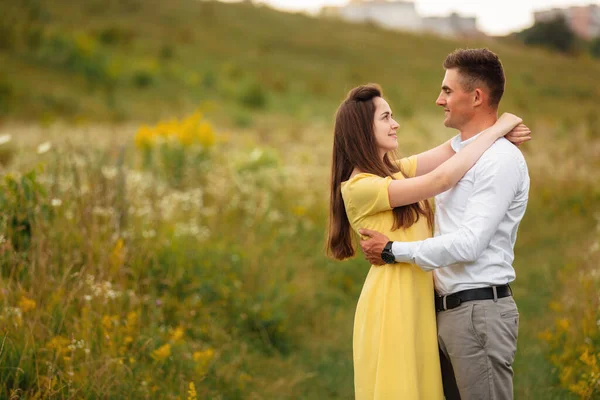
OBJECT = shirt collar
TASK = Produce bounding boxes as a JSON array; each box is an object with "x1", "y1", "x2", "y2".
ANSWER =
[{"x1": 450, "y1": 128, "x2": 489, "y2": 152}]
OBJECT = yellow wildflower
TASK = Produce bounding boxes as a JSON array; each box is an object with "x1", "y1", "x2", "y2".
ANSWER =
[
  {"x1": 238, "y1": 372, "x2": 252, "y2": 390},
  {"x1": 556, "y1": 318, "x2": 570, "y2": 332},
  {"x1": 47, "y1": 336, "x2": 70, "y2": 355},
  {"x1": 196, "y1": 121, "x2": 215, "y2": 148},
  {"x1": 548, "y1": 301, "x2": 562, "y2": 312},
  {"x1": 109, "y1": 238, "x2": 125, "y2": 273},
  {"x1": 559, "y1": 365, "x2": 573, "y2": 385},
  {"x1": 126, "y1": 311, "x2": 138, "y2": 334},
  {"x1": 170, "y1": 326, "x2": 185, "y2": 343},
  {"x1": 74, "y1": 33, "x2": 97, "y2": 56},
  {"x1": 568, "y1": 380, "x2": 591, "y2": 397},
  {"x1": 102, "y1": 315, "x2": 115, "y2": 332},
  {"x1": 292, "y1": 206, "x2": 307, "y2": 217},
  {"x1": 135, "y1": 125, "x2": 155, "y2": 149},
  {"x1": 579, "y1": 349, "x2": 597, "y2": 367},
  {"x1": 193, "y1": 348, "x2": 215, "y2": 376},
  {"x1": 537, "y1": 329, "x2": 553, "y2": 342},
  {"x1": 187, "y1": 382, "x2": 197, "y2": 400},
  {"x1": 18, "y1": 296, "x2": 36, "y2": 313},
  {"x1": 135, "y1": 110, "x2": 217, "y2": 151},
  {"x1": 151, "y1": 343, "x2": 171, "y2": 361}
]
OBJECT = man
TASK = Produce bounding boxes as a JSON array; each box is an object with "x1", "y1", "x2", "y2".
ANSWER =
[{"x1": 359, "y1": 48, "x2": 530, "y2": 400}]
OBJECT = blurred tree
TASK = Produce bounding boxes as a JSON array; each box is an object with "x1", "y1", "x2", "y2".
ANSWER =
[
  {"x1": 591, "y1": 37, "x2": 600, "y2": 59},
  {"x1": 516, "y1": 16, "x2": 576, "y2": 53}
]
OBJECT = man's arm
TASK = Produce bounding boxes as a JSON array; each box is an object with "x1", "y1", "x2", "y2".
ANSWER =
[{"x1": 392, "y1": 152, "x2": 522, "y2": 271}]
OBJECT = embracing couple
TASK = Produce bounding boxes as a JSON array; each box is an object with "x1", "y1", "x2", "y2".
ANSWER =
[{"x1": 327, "y1": 48, "x2": 531, "y2": 400}]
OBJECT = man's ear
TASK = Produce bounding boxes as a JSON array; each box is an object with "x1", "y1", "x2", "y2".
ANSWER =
[{"x1": 473, "y1": 88, "x2": 485, "y2": 107}]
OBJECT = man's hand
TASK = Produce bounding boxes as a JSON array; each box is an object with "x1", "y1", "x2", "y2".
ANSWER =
[
  {"x1": 358, "y1": 228, "x2": 390, "y2": 266},
  {"x1": 505, "y1": 123, "x2": 532, "y2": 147}
]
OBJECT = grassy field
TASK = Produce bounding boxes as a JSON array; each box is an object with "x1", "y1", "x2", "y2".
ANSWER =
[{"x1": 0, "y1": 0, "x2": 599, "y2": 398}]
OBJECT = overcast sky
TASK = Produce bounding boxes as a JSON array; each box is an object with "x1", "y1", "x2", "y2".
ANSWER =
[{"x1": 237, "y1": 0, "x2": 600, "y2": 35}]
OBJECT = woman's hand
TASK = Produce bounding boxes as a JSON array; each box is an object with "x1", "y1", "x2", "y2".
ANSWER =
[
  {"x1": 505, "y1": 123, "x2": 532, "y2": 147},
  {"x1": 495, "y1": 113, "x2": 523, "y2": 137}
]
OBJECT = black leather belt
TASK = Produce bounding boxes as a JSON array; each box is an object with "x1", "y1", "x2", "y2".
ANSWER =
[{"x1": 435, "y1": 285, "x2": 512, "y2": 312}]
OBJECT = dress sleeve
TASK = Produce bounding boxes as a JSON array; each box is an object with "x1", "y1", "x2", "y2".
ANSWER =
[
  {"x1": 397, "y1": 155, "x2": 418, "y2": 178},
  {"x1": 344, "y1": 174, "x2": 393, "y2": 219}
]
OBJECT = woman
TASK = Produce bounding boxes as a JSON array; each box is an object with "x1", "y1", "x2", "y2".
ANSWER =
[{"x1": 327, "y1": 84, "x2": 527, "y2": 399}]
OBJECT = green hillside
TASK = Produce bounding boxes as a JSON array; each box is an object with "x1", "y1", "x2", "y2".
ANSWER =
[
  {"x1": 0, "y1": 0, "x2": 599, "y2": 399},
  {"x1": 2, "y1": 0, "x2": 600, "y2": 126}
]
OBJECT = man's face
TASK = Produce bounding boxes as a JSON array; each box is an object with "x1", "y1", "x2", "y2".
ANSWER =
[{"x1": 436, "y1": 68, "x2": 476, "y2": 129}]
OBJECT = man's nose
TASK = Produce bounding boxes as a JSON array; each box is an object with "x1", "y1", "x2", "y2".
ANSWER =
[{"x1": 436, "y1": 94, "x2": 445, "y2": 106}]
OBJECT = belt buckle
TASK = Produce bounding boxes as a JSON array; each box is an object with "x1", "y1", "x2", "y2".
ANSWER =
[{"x1": 443, "y1": 295, "x2": 462, "y2": 311}]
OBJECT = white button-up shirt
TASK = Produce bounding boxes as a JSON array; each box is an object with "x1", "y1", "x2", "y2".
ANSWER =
[{"x1": 392, "y1": 133, "x2": 530, "y2": 295}]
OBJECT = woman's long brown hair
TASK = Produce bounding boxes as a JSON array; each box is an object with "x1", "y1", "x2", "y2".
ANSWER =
[{"x1": 327, "y1": 84, "x2": 434, "y2": 260}]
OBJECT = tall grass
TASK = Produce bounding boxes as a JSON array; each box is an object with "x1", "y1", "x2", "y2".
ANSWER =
[
  {"x1": 0, "y1": 112, "x2": 366, "y2": 398},
  {"x1": 0, "y1": 0, "x2": 599, "y2": 398}
]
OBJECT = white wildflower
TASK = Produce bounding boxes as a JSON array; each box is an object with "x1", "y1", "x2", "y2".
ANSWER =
[
  {"x1": 6, "y1": 307, "x2": 22, "y2": 319},
  {"x1": 267, "y1": 210, "x2": 283, "y2": 223},
  {"x1": 101, "y1": 166, "x2": 118, "y2": 180},
  {"x1": 142, "y1": 230, "x2": 156, "y2": 238},
  {"x1": 92, "y1": 206, "x2": 113, "y2": 217},
  {"x1": 37, "y1": 141, "x2": 52, "y2": 154},
  {"x1": 0, "y1": 134, "x2": 12, "y2": 146},
  {"x1": 51, "y1": 198, "x2": 62, "y2": 207},
  {"x1": 249, "y1": 148, "x2": 262, "y2": 162}
]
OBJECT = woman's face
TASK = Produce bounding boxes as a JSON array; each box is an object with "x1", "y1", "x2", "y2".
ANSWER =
[{"x1": 373, "y1": 96, "x2": 399, "y2": 156}]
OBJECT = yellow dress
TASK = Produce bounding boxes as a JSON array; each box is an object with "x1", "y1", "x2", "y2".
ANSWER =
[{"x1": 340, "y1": 156, "x2": 443, "y2": 400}]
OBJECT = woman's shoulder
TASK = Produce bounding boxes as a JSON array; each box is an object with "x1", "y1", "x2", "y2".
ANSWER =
[
  {"x1": 341, "y1": 173, "x2": 390, "y2": 190},
  {"x1": 341, "y1": 173, "x2": 393, "y2": 215}
]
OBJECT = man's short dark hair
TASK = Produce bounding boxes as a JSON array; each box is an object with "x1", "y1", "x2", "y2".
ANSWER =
[{"x1": 443, "y1": 48, "x2": 505, "y2": 107}]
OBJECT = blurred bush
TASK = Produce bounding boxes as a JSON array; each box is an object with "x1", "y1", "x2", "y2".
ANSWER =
[
  {"x1": 516, "y1": 16, "x2": 576, "y2": 54},
  {"x1": 238, "y1": 80, "x2": 268, "y2": 110}
]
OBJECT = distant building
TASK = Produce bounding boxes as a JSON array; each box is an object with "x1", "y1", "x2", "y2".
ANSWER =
[
  {"x1": 422, "y1": 13, "x2": 478, "y2": 37},
  {"x1": 337, "y1": 0, "x2": 422, "y2": 32},
  {"x1": 534, "y1": 4, "x2": 600, "y2": 39},
  {"x1": 321, "y1": 0, "x2": 480, "y2": 37}
]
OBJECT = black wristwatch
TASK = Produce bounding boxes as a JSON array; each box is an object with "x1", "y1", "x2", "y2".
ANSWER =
[{"x1": 381, "y1": 241, "x2": 395, "y2": 264}]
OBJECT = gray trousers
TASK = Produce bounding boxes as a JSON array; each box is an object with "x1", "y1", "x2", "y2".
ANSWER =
[{"x1": 437, "y1": 296, "x2": 519, "y2": 400}]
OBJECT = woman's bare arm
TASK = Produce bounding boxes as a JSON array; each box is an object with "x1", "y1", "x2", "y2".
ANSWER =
[
  {"x1": 388, "y1": 113, "x2": 522, "y2": 208},
  {"x1": 413, "y1": 123, "x2": 531, "y2": 176}
]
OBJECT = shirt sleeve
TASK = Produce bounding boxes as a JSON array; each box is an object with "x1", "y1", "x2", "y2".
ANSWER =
[
  {"x1": 345, "y1": 174, "x2": 393, "y2": 219},
  {"x1": 392, "y1": 152, "x2": 522, "y2": 270},
  {"x1": 397, "y1": 155, "x2": 418, "y2": 178}
]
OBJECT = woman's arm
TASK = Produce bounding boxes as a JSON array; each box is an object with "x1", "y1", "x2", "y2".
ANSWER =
[
  {"x1": 414, "y1": 139, "x2": 455, "y2": 177},
  {"x1": 414, "y1": 123, "x2": 531, "y2": 176},
  {"x1": 387, "y1": 113, "x2": 522, "y2": 208}
]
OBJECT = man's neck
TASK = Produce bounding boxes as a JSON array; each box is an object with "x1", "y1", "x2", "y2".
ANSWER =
[{"x1": 459, "y1": 112, "x2": 499, "y2": 142}]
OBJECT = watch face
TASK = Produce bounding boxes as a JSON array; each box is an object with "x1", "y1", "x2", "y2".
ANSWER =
[{"x1": 382, "y1": 251, "x2": 395, "y2": 264}]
